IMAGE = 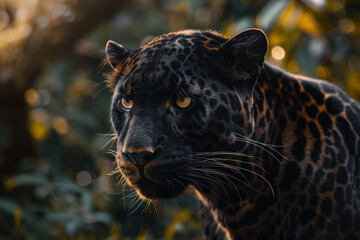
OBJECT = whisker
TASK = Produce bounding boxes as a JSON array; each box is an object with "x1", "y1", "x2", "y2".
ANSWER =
[
  {"x1": 231, "y1": 165, "x2": 275, "y2": 197},
  {"x1": 178, "y1": 175, "x2": 203, "y2": 191},
  {"x1": 179, "y1": 193, "x2": 193, "y2": 205},
  {"x1": 190, "y1": 160, "x2": 252, "y2": 188},
  {"x1": 84, "y1": 82, "x2": 103, "y2": 96},
  {"x1": 101, "y1": 136, "x2": 118, "y2": 151},
  {"x1": 141, "y1": 199, "x2": 152, "y2": 214},
  {"x1": 185, "y1": 169, "x2": 234, "y2": 198},
  {"x1": 95, "y1": 133, "x2": 116, "y2": 137},
  {"x1": 91, "y1": 86, "x2": 108, "y2": 107},
  {"x1": 107, "y1": 150, "x2": 117, "y2": 158},
  {"x1": 194, "y1": 155, "x2": 267, "y2": 174},
  {"x1": 180, "y1": 173, "x2": 223, "y2": 202},
  {"x1": 172, "y1": 177, "x2": 186, "y2": 189},
  {"x1": 234, "y1": 138, "x2": 286, "y2": 164},
  {"x1": 121, "y1": 190, "x2": 138, "y2": 200},
  {"x1": 185, "y1": 167, "x2": 242, "y2": 202},
  {"x1": 128, "y1": 194, "x2": 140, "y2": 212},
  {"x1": 153, "y1": 200, "x2": 159, "y2": 216},
  {"x1": 195, "y1": 152, "x2": 264, "y2": 162},
  {"x1": 234, "y1": 134, "x2": 287, "y2": 161},
  {"x1": 190, "y1": 157, "x2": 275, "y2": 196},
  {"x1": 234, "y1": 133, "x2": 285, "y2": 148},
  {"x1": 129, "y1": 196, "x2": 145, "y2": 215}
]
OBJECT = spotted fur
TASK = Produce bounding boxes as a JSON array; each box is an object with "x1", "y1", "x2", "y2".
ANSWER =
[{"x1": 105, "y1": 29, "x2": 360, "y2": 240}]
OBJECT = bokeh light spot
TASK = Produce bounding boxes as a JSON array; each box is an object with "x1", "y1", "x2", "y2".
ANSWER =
[
  {"x1": 195, "y1": 8, "x2": 211, "y2": 23},
  {"x1": 52, "y1": 117, "x2": 69, "y2": 135},
  {"x1": 24, "y1": 89, "x2": 40, "y2": 107},
  {"x1": 271, "y1": 46, "x2": 286, "y2": 60},
  {"x1": 339, "y1": 18, "x2": 354, "y2": 34},
  {"x1": 76, "y1": 171, "x2": 93, "y2": 187},
  {"x1": 30, "y1": 122, "x2": 48, "y2": 141}
]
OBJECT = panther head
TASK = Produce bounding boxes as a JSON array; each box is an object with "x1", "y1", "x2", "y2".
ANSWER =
[{"x1": 105, "y1": 29, "x2": 268, "y2": 199}]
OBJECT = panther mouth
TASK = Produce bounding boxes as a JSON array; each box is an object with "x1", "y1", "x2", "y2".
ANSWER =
[
  {"x1": 134, "y1": 177, "x2": 186, "y2": 199},
  {"x1": 118, "y1": 161, "x2": 189, "y2": 199}
]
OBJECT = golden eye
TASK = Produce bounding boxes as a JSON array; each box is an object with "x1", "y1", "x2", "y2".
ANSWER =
[
  {"x1": 121, "y1": 98, "x2": 133, "y2": 109},
  {"x1": 175, "y1": 97, "x2": 192, "y2": 108}
]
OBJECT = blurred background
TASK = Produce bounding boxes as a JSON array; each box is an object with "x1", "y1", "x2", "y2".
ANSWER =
[{"x1": 0, "y1": 0, "x2": 360, "y2": 239}]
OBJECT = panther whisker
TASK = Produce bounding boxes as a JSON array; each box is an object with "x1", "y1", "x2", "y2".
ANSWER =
[
  {"x1": 128, "y1": 194, "x2": 141, "y2": 212},
  {"x1": 179, "y1": 192, "x2": 194, "y2": 205},
  {"x1": 141, "y1": 199, "x2": 152, "y2": 214},
  {"x1": 101, "y1": 135, "x2": 118, "y2": 150},
  {"x1": 234, "y1": 133, "x2": 285, "y2": 148},
  {"x1": 193, "y1": 158, "x2": 272, "y2": 195},
  {"x1": 194, "y1": 155, "x2": 267, "y2": 174},
  {"x1": 193, "y1": 152, "x2": 265, "y2": 171},
  {"x1": 96, "y1": 133, "x2": 117, "y2": 137},
  {"x1": 234, "y1": 135, "x2": 288, "y2": 161},
  {"x1": 149, "y1": 200, "x2": 156, "y2": 214},
  {"x1": 107, "y1": 168, "x2": 121, "y2": 176},
  {"x1": 172, "y1": 196, "x2": 179, "y2": 209},
  {"x1": 186, "y1": 165, "x2": 243, "y2": 202},
  {"x1": 115, "y1": 174, "x2": 126, "y2": 187},
  {"x1": 167, "y1": 179, "x2": 178, "y2": 198},
  {"x1": 182, "y1": 172, "x2": 225, "y2": 199},
  {"x1": 172, "y1": 177, "x2": 187, "y2": 189},
  {"x1": 121, "y1": 190, "x2": 138, "y2": 200},
  {"x1": 186, "y1": 169, "x2": 226, "y2": 187},
  {"x1": 191, "y1": 160, "x2": 252, "y2": 189},
  {"x1": 195, "y1": 152, "x2": 264, "y2": 162},
  {"x1": 234, "y1": 138, "x2": 285, "y2": 164},
  {"x1": 107, "y1": 149, "x2": 117, "y2": 157},
  {"x1": 234, "y1": 136, "x2": 286, "y2": 158},
  {"x1": 187, "y1": 167, "x2": 242, "y2": 194},
  {"x1": 178, "y1": 175, "x2": 203, "y2": 191},
  {"x1": 128, "y1": 196, "x2": 146, "y2": 215},
  {"x1": 223, "y1": 164, "x2": 275, "y2": 197}
]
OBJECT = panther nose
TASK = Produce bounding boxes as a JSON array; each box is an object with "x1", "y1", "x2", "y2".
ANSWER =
[{"x1": 122, "y1": 147, "x2": 161, "y2": 167}]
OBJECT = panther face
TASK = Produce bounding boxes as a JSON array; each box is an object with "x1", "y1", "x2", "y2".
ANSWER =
[{"x1": 106, "y1": 29, "x2": 268, "y2": 199}]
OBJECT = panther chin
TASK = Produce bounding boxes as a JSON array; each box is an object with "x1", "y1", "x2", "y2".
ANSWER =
[
  {"x1": 118, "y1": 158, "x2": 190, "y2": 199},
  {"x1": 132, "y1": 178, "x2": 186, "y2": 199}
]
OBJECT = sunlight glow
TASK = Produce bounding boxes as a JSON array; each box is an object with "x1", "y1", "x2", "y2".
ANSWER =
[{"x1": 271, "y1": 46, "x2": 286, "y2": 60}]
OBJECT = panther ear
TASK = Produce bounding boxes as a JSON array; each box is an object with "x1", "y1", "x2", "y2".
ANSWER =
[
  {"x1": 218, "y1": 28, "x2": 268, "y2": 73},
  {"x1": 105, "y1": 40, "x2": 132, "y2": 70}
]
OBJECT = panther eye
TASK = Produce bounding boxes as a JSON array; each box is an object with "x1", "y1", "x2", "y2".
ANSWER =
[
  {"x1": 175, "y1": 97, "x2": 192, "y2": 108},
  {"x1": 121, "y1": 98, "x2": 133, "y2": 109}
]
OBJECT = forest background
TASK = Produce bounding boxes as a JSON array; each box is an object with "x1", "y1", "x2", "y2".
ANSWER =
[{"x1": 1, "y1": 0, "x2": 359, "y2": 239}]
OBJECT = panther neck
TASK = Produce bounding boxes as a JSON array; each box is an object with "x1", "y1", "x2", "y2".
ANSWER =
[
  {"x1": 252, "y1": 62, "x2": 288, "y2": 145},
  {"x1": 195, "y1": 62, "x2": 309, "y2": 239},
  {"x1": 195, "y1": 62, "x2": 290, "y2": 202}
]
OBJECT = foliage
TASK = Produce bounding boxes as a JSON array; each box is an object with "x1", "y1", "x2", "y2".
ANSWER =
[{"x1": 0, "y1": 0, "x2": 359, "y2": 239}]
